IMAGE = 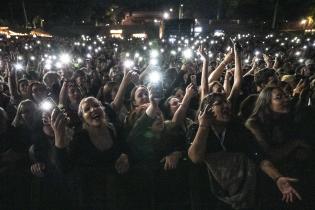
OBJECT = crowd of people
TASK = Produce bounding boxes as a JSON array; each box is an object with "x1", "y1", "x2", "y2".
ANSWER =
[{"x1": 0, "y1": 31, "x2": 315, "y2": 210}]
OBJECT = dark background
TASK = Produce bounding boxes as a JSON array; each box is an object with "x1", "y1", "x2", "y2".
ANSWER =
[{"x1": 0, "y1": 0, "x2": 315, "y2": 26}]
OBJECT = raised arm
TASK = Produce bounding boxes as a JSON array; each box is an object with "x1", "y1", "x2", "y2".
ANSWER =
[
  {"x1": 111, "y1": 69, "x2": 137, "y2": 112},
  {"x1": 243, "y1": 57, "x2": 258, "y2": 77},
  {"x1": 6, "y1": 62, "x2": 19, "y2": 102},
  {"x1": 172, "y1": 83, "x2": 195, "y2": 125},
  {"x1": 199, "y1": 45, "x2": 209, "y2": 100},
  {"x1": 188, "y1": 106, "x2": 210, "y2": 163},
  {"x1": 208, "y1": 50, "x2": 233, "y2": 84},
  {"x1": 227, "y1": 43, "x2": 242, "y2": 101},
  {"x1": 58, "y1": 81, "x2": 68, "y2": 107},
  {"x1": 223, "y1": 69, "x2": 233, "y2": 98}
]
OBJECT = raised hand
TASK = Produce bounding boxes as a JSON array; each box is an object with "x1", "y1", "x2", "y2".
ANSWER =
[
  {"x1": 198, "y1": 104, "x2": 212, "y2": 127},
  {"x1": 50, "y1": 108, "x2": 67, "y2": 148},
  {"x1": 223, "y1": 49, "x2": 234, "y2": 64},
  {"x1": 198, "y1": 45, "x2": 208, "y2": 61}
]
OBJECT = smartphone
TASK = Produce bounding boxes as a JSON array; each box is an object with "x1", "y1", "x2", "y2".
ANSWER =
[
  {"x1": 230, "y1": 37, "x2": 242, "y2": 52},
  {"x1": 40, "y1": 97, "x2": 58, "y2": 112},
  {"x1": 149, "y1": 82, "x2": 164, "y2": 100}
]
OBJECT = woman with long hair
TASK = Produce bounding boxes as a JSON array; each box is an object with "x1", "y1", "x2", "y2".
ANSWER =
[
  {"x1": 52, "y1": 97, "x2": 129, "y2": 210},
  {"x1": 246, "y1": 85, "x2": 314, "y2": 209}
]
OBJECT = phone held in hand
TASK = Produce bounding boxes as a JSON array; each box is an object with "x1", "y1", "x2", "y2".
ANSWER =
[
  {"x1": 149, "y1": 81, "x2": 164, "y2": 100},
  {"x1": 230, "y1": 37, "x2": 242, "y2": 52}
]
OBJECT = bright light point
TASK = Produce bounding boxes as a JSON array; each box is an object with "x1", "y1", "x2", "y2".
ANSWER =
[
  {"x1": 226, "y1": 46, "x2": 231, "y2": 52},
  {"x1": 150, "y1": 50, "x2": 159, "y2": 58},
  {"x1": 171, "y1": 50, "x2": 176, "y2": 55},
  {"x1": 169, "y1": 38, "x2": 176, "y2": 43},
  {"x1": 255, "y1": 51, "x2": 260, "y2": 56},
  {"x1": 134, "y1": 53, "x2": 140, "y2": 58},
  {"x1": 77, "y1": 58, "x2": 83, "y2": 63},
  {"x1": 275, "y1": 53, "x2": 279, "y2": 57},
  {"x1": 124, "y1": 59, "x2": 134, "y2": 68},
  {"x1": 126, "y1": 53, "x2": 130, "y2": 57},
  {"x1": 143, "y1": 46, "x2": 147, "y2": 50},
  {"x1": 183, "y1": 49, "x2": 193, "y2": 59},
  {"x1": 163, "y1": 12, "x2": 170, "y2": 19},
  {"x1": 150, "y1": 58, "x2": 158, "y2": 66},
  {"x1": 169, "y1": 8, "x2": 173, "y2": 12},
  {"x1": 245, "y1": 59, "x2": 249, "y2": 63},
  {"x1": 60, "y1": 53, "x2": 71, "y2": 64},
  {"x1": 30, "y1": 56, "x2": 35, "y2": 61},
  {"x1": 15, "y1": 63, "x2": 23, "y2": 70},
  {"x1": 195, "y1": 26, "x2": 202, "y2": 33},
  {"x1": 160, "y1": 49, "x2": 164, "y2": 53},
  {"x1": 295, "y1": 51, "x2": 301, "y2": 56},
  {"x1": 88, "y1": 46, "x2": 92, "y2": 50},
  {"x1": 40, "y1": 101, "x2": 53, "y2": 112},
  {"x1": 299, "y1": 58, "x2": 304, "y2": 63},
  {"x1": 18, "y1": 56, "x2": 23, "y2": 60},
  {"x1": 47, "y1": 44, "x2": 51, "y2": 48},
  {"x1": 55, "y1": 62, "x2": 63, "y2": 68},
  {"x1": 86, "y1": 53, "x2": 92, "y2": 58},
  {"x1": 149, "y1": 71, "x2": 161, "y2": 83}
]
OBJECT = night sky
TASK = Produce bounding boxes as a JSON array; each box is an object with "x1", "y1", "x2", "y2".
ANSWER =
[{"x1": 0, "y1": 0, "x2": 314, "y2": 25}]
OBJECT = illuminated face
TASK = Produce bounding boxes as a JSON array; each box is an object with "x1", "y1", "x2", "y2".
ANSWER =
[
  {"x1": 270, "y1": 88, "x2": 289, "y2": 114},
  {"x1": 19, "y1": 81, "x2": 29, "y2": 96},
  {"x1": 81, "y1": 98, "x2": 106, "y2": 127},
  {"x1": 133, "y1": 87, "x2": 149, "y2": 107},
  {"x1": 68, "y1": 86, "x2": 82, "y2": 105},
  {"x1": 209, "y1": 98, "x2": 231, "y2": 123}
]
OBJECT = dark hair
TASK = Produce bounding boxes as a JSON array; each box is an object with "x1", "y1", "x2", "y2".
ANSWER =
[
  {"x1": 199, "y1": 92, "x2": 226, "y2": 113},
  {"x1": 72, "y1": 69, "x2": 86, "y2": 80},
  {"x1": 129, "y1": 85, "x2": 147, "y2": 111},
  {"x1": 208, "y1": 81, "x2": 223, "y2": 93},
  {"x1": 97, "y1": 81, "x2": 118, "y2": 104},
  {"x1": 254, "y1": 68, "x2": 277, "y2": 88},
  {"x1": 17, "y1": 78, "x2": 28, "y2": 95},
  {"x1": 28, "y1": 81, "x2": 47, "y2": 102},
  {"x1": 163, "y1": 95, "x2": 177, "y2": 120},
  {"x1": 248, "y1": 85, "x2": 282, "y2": 124}
]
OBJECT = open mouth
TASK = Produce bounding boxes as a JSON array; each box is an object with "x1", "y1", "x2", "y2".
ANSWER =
[{"x1": 91, "y1": 112, "x2": 101, "y2": 120}]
